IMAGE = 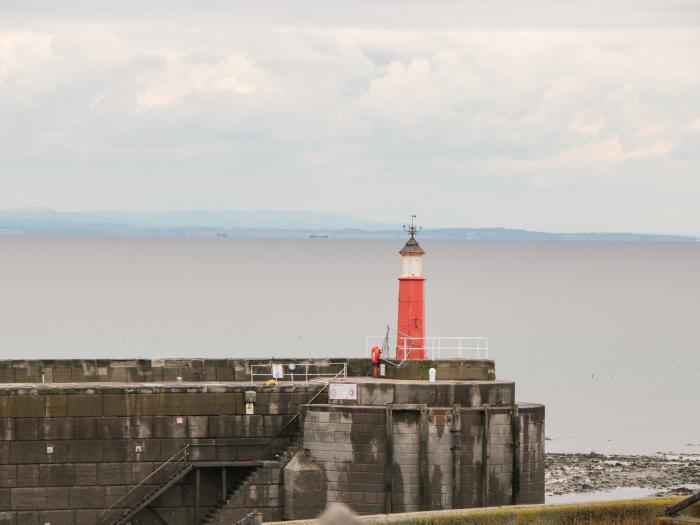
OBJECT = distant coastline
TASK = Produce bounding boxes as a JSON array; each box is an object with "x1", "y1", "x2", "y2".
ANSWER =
[{"x1": 0, "y1": 208, "x2": 696, "y2": 242}]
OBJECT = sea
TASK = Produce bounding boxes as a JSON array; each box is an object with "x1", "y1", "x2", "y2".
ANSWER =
[{"x1": 0, "y1": 236, "x2": 698, "y2": 455}]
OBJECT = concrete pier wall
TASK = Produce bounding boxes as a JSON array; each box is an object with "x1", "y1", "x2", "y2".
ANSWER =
[
  {"x1": 0, "y1": 358, "x2": 542, "y2": 524},
  {"x1": 0, "y1": 359, "x2": 495, "y2": 384},
  {"x1": 300, "y1": 403, "x2": 544, "y2": 517},
  {"x1": 0, "y1": 382, "x2": 323, "y2": 525}
]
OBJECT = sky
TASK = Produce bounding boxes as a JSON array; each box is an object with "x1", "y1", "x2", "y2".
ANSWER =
[{"x1": 1, "y1": 1, "x2": 699, "y2": 234}]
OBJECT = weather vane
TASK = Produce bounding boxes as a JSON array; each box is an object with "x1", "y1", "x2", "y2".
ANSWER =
[{"x1": 403, "y1": 214, "x2": 421, "y2": 237}]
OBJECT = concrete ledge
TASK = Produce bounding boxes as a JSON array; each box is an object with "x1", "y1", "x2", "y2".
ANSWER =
[
  {"x1": 383, "y1": 360, "x2": 495, "y2": 381},
  {"x1": 328, "y1": 378, "x2": 514, "y2": 407},
  {"x1": 268, "y1": 498, "x2": 697, "y2": 525}
]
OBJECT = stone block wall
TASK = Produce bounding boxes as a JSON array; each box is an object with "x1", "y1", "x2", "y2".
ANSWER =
[
  {"x1": 300, "y1": 403, "x2": 544, "y2": 517},
  {"x1": 330, "y1": 379, "x2": 515, "y2": 408},
  {"x1": 302, "y1": 408, "x2": 387, "y2": 516},
  {"x1": 0, "y1": 359, "x2": 496, "y2": 384},
  {"x1": 0, "y1": 383, "x2": 323, "y2": 525},
  {"x1": 0, "y1": 360, "x2": 366, "y2": 384},
  {"x1": 283, "y1": 450, "x2": 325, "y2": 520}
]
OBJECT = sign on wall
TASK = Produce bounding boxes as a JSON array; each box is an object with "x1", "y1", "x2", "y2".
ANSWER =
[
  {"x1": 271, "y1": 364, "x2": 284, "y2": 379},
  {"x1": 329, "y1": 383, "x2": 357, "y2": 400}
]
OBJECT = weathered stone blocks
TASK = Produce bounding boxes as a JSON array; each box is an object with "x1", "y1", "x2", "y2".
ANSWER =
[
  {"x1": 283, "y1": 450, "x2": 325, "y2": 520},
  {"x1": 302, "y1": 402, "x2": 544, "y2": 516},
  {"x1": 0, "y1": 381, "x2": 323, "y2": 524}
]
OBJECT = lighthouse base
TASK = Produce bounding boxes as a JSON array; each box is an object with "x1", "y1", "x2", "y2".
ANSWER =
[{"x1": 295, "y1": 378, "x2": 544, "y2": 516}]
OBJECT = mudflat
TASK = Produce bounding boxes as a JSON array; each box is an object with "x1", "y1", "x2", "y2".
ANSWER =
[{"x1": 547, "y1": 453, "x2": 700, "y2": 497}]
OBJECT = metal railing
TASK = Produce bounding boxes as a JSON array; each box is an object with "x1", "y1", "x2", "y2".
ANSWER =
[
  {"x1": 98, "y1": 445, "x2": 191, "y2": 525},
  {"x1": 98, "y1": 371, "x2": 340, "y2": 525},
  {"x1": 266, "y1": 363, "x2": 349, "y2": 456},
  {"x1": 250, "y1": 362, "x2": 347, "y2": 383},
  {"x1": 365, "y1": 333, "x2": 489, "y2": 361},
  {"x1": 236, "y1": 512, "x2": 263, "y2": 525},
  {"x1": 666, "y1": 488, "x2": 700, "y2": 516}
]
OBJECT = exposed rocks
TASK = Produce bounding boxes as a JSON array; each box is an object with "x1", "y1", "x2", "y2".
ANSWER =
[{"x1": 546, "y1": 453, "x2": 700, "y2": 496}]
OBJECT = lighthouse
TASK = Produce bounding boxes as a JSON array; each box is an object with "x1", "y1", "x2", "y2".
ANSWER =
[{"x1": 396, "y1": 216, "x2": 426, "y2": 360}]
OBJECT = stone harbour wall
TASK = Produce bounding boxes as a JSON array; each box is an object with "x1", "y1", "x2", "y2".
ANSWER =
[
  {"x1": 0, "y1": 360, "x2": 542, "y2": 524},
  {"x1": 299, "y1": 403, "x2": 544, "y2": 517},
  {"x1": 0, "y1": 359, "x2": 495, "y2": 384},
  {"x1": 0, "y1": 382, "x2": 323, "y2": 525}
]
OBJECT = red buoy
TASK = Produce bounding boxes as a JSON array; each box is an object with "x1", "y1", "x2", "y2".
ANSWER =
[
  {"x1": 371, "y1": 345, "x2": 382, "y2": 377},
  {"x1": 396, "y1": 217, "x2": 425, "y2": 360}
]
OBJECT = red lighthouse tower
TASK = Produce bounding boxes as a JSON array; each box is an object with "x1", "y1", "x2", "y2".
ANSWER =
[{"x1": 396, "y1": 216, "x2": 426, "y2": 360}]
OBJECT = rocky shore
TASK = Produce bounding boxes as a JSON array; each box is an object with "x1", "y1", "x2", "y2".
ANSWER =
[{"x1": 546, "y1": 453, "x2": 700, "y2": 497}]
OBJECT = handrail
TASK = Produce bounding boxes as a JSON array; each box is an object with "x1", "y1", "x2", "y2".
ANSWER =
[
  {"x1": 98, "y1": 445, "x2": 190, "y2": 525},
  {"x1": 235, "y1": 512, "x2": 263, "y2": 525},
  {"x1": 250, "y1": 361, "x2": 347, "y2": 383},
  {"x1": 267, "y1": 366, "x2": 347, "y2": 457},
  {"x1": 666, "y1": 489, "x2": 700, "y2": 516},
  {"x1": 366, "y1": 331, "x2": 489, "y2": 361},
  {"x1": 98, "y1": 374, "x2": 339, "y2": 524}
]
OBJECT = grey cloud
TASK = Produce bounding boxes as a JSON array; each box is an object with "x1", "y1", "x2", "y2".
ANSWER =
[
  {"x1": 0, "y1": 4, "x2": 699, "y2": 234},
  {"x1": 3, "y1": 1, "x2": 700, "y2": 29}
]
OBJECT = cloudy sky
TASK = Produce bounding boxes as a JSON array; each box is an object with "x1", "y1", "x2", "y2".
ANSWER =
[{"x1": 1, "y1": 1, "x2": 699, "y2": 234}]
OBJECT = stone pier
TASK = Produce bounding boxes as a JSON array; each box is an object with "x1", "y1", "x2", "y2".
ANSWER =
[{"x1": 0, "y1": 358, "x2": 543, "y2": 524}]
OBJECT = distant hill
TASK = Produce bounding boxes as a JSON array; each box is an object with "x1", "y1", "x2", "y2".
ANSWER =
[
  {"x1": 0, "y1": 208, "x2": 390, "y2": 230},
  {"x1": 0, "y1": 208, "x2": 695, "y2": 242}
]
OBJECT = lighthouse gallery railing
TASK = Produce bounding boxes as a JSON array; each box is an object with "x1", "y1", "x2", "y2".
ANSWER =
[{"x1": 365, "y1": 334, "x2": 489, "y2": 360}]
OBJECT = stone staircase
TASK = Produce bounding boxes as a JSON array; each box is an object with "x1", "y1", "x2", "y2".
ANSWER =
[
  {"x1": 199, "y1": 438, "x2": 300, "y2": 525},
  {"x1": 99, "y1": 446, "x2": 193, "y2": 525},
  {"x1": 199, "y1": 468, "x2": 257, "y2": 525}
]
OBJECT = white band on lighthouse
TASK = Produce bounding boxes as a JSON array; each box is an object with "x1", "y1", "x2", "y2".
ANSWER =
[{"x1": 402, "y1": 255, "x2": 423, "y2": 277}]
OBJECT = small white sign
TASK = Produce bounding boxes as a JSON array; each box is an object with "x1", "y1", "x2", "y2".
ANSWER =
[
  {"x1": 329, "y1": 383, "x2": 357, "y2": 400},
  {"x1": 271, "y1": 364, "x2": 284, "y2": 380},
  {"x1": 246, "y1": 402, "x2": 255, "y2": 415},
  {"x1": 176, "y1": 416, "x2": 184, "y2": 424}
]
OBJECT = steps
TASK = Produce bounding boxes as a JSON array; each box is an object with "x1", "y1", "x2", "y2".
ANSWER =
[
  {"x1": 199, "y1": 469, "x2": 256, "y2": 524},
  {"x1": 199, "y1": 438, "x2": 301, "y2": 525},
  {"x1": 100, "y1": 462, "x2": 194, "y2": 525}
]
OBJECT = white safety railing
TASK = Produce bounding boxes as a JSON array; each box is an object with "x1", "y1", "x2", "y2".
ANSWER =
[
  {"x1": 365, "y1": 334, "x2": 489, "y2": 361},
  {"x1": 250, "y1": 362, "x2": 348, "y2": 383}
]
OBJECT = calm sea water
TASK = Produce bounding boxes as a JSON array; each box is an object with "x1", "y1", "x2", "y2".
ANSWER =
[{"x1": 0, "y1": 237, "x2": 698, "y2": 454}]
